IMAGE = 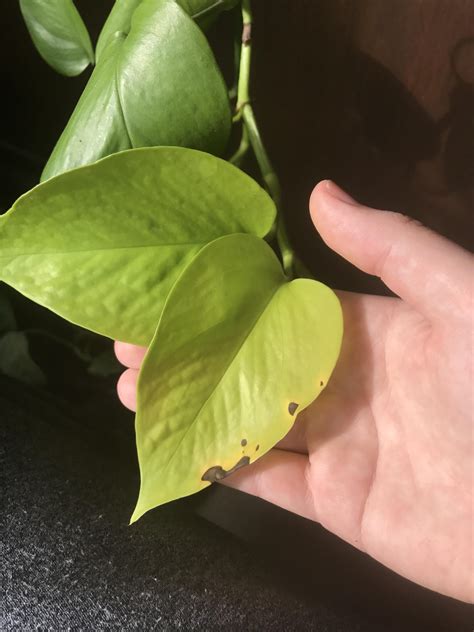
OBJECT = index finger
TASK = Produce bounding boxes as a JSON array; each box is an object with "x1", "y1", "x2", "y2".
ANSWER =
[{"x1": 114, "y1": 341, "x2": 147, "y2": 369}]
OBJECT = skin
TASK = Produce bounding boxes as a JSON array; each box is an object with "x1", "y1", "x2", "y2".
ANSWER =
[{"x1": 115, "y1": 180, "x2": 473, "y2": 603}]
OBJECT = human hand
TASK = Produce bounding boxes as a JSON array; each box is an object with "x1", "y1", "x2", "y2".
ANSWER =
[{"x1": 115, "y1": 181, "x2": 473, "y2": 603}]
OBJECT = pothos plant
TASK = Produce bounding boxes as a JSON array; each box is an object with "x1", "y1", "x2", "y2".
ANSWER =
[{"x1": 2, "y1": 0, "x2": 343, "y2": 522}]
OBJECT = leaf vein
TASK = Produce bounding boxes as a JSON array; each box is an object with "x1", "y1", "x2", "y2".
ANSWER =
[
  {"x1": 114, "y1": 52, "x2": 133, "y2": 147},
  {"x1": 0, "y1": 242, "x2": 202, "y2": 259},
  {"x1": 159, "y1": 283, "x2": 284, "y2": 476}
]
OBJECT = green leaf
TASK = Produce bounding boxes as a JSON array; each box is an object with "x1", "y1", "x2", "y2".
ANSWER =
[
  {"x1": 19, "y1": 0, "x2": 94, "y2": 76},
  {"x1": 96, "y1": 0, "x2": 239, "y2": 60},
  {"x1": 95, "y1": 0, "x2": 143, "y2": 63},
  {"x1": 0, "y1": 331, "x2": 46, "y2": 386},
  {"x1": 0, "y1": 147, "x2": 276, "y2": 346},
  {"x1": 132, "y1": 234, "x2": 343, "y2": 522},
  {"x1": 42, "y1": 0, "x2": 231, "y2": 181}
]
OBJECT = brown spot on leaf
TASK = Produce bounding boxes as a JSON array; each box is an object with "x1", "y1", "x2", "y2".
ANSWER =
[
  {"x1": 201, "y1": 466, "x2": 226, "y2": 482},
  {"x1": 288, "y1": 402, "x2": 299, "y2": 416},
  {"x1": 201, "y1": 456, "x2": 250, "y2": 483},
  {"x1": 255, "y1": 445, "x2": 260, "y2": 452},
  {"x1": 320, "y1": 380, "x2": 324, "y2": 387},
  {"x1": 241, "y1": 439, "x2": 247, "y2": 447}
]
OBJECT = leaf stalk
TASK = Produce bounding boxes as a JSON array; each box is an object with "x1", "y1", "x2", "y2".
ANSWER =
[{"x1": 235, "y1": 0, "x2": 295, "y2": 276}]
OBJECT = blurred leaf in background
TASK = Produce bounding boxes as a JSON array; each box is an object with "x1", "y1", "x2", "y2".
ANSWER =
[
  {"x1": 87, "y1": 347, "x2": 122, "y2": 378},
  {"x1": 0, "y1": 285, "x2": 46, "y2": 385}
]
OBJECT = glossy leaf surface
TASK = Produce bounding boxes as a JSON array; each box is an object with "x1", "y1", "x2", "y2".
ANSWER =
[
  {"x1": 19, "y1": 0, "x2": 94, "y2": 76},
  {"x1": 132, "y1": 234, "x2": 343, "y2": 522},
  {"x1": 0, "y1": 148, "x2": 276, "y2": 346},
  {"x1": 42, "y1": 0, "x2": 231, "y2": 181},
  {"x1": 95, "y1": 0, "x2": 142, "y2": 62}
]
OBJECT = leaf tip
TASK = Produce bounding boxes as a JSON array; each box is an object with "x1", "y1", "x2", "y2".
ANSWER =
[
  {"x1": 129, "y1": 504, "x2": 147, "y2": 525},
  {"x1": 129, "y1": 493, "x2": 151, "y2": 525}
]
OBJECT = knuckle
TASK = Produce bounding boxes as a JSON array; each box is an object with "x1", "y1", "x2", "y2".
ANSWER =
[{"x1": 391, "y1": 211, "x2": 424, "y2": 230}]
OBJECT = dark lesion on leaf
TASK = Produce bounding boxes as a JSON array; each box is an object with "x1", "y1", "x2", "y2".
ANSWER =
[
  {"x1": 241, "y1": 438, "x2": 247, "y2": 447},
  {"x1": 288, "y1": 402, "x2": 299, "y2": 416},
  {"x1": 201, "y1": 456, "x2": 250, "y2": 483}
]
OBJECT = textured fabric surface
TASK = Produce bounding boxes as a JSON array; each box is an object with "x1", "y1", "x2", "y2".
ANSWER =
[
  {"x1": 0, "y1": 376, "x2": 370, "y2": 631},
  {"x1": 1, "y1": 375, "x2": 472, "y2": 631}
]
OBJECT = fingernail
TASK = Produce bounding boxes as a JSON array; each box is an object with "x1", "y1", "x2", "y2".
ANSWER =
[{"x1": 324, "y1": 180, "x2": 357, "y2": 205}]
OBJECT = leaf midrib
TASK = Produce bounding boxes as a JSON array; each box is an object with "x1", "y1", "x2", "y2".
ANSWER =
[
  {"x1": 0, "y1": 241, "x2": 202, "y2": 259},
  {"x1": 114, "y1": 41, "x2": 133, "y2": 147},
  {"x1": 157, "y1": 280, "x2": 285, "y2": 477}
]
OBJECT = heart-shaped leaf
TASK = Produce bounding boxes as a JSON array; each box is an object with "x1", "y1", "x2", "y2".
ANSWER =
[
  {"x1": 19, "y1": 0, "x2": 94, "y2": 76},
  {"x1": 0, "y1": 148, "x2": 276, "y2": 345},
  {"x1": 42, "y1": 0, "x2": 231, "y2": 181},
  {"x1": 132, "y1": 233, "x2": 343, "y2": 522}
]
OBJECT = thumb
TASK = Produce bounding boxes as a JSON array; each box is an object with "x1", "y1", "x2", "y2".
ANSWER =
[{"x1": 309, "y1": 180, "x2": 472, "y2": 321}]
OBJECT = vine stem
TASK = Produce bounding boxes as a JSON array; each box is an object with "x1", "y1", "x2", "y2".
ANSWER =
[
  {"x1": 229, "y1": 123, "x2": 249, "y2": 166},
  {"x1": 236, "y1": 0, "x2": 295, "y2": 276}
]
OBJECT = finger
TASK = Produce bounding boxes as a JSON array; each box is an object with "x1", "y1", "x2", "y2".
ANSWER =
[
  {"x1": 310, "y1": 180, "x2": 473, "y2": 321},
  {"x1": 117, "y1": 368, "x2": 139, "y2": 412},
  {"x1": 114, "y1": 341, "x2": 147, "y2": 369},
  {"x1": 221, "y1": 449, "x2": 317, "y2": 522}
]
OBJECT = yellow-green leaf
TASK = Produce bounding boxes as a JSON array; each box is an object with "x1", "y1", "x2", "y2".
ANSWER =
[{"x1": 132, "y1": 233, "x2": 343, "y2": 522}]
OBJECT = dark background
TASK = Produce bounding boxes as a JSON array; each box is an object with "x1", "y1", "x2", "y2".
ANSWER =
[{"x1": 1, "y1": 1, "x2": 473, "y2": 630}]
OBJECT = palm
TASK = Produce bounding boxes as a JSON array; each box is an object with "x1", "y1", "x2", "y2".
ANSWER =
[
  {"x1": 115, "y1": 182, "x2": 473, "y2": 601},
  {"x1": 258, "y1": 290, "x2": 472, "y2": 601}
]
